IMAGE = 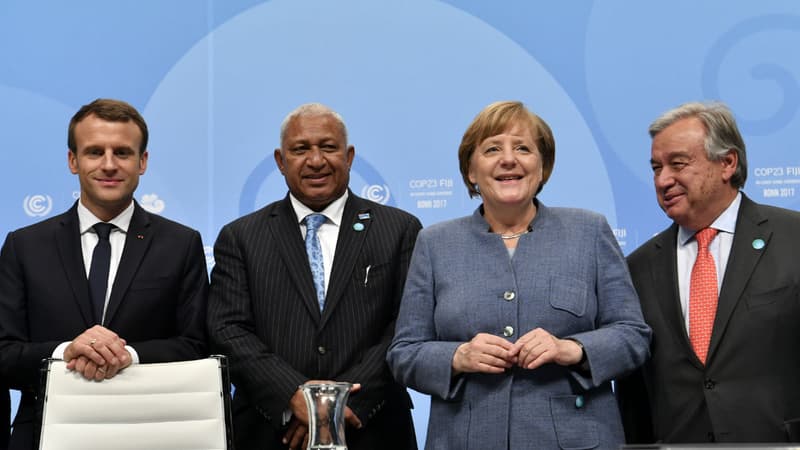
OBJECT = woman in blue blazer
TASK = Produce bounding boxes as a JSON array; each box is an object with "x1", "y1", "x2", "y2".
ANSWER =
[{"x1": 387, "y1": 101, "x2": 651, "y2": 450}]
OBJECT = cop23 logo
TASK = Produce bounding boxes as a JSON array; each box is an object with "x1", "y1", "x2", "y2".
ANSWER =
[
  {"x1": 23, "y1": 194, "x2": 53, "y2": 217},
  {"x1": 360, "y1": 184, "x2": 391, "y2": 205}
]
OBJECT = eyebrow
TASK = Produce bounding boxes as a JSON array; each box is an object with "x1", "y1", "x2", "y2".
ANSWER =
[{"x1": 82, "y1": 144, "x2": 136, "y2": 153}]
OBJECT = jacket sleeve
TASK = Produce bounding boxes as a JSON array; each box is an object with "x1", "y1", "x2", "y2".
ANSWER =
[{"x1": 387, "y1": 230, "x2": 466, "y2": 401}]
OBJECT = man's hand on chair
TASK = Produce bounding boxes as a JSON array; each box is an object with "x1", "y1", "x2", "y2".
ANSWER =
[{"x1": 63, "y1": 325, "x2": 132, "y2": 381}]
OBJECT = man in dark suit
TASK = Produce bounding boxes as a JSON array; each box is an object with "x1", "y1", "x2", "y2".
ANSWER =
[
  {"x1": 208, "y1": 103, "x2": 421, "y2": 450},
  {"x1": 1, "y1": 389, "x2": 8, "y2": 450},
  {"x1": 0, "y1": 99, "x2": 208, "y2": 450},
  {"x1": 617, "y1": 101, "x2": 800, "y2": 443}
]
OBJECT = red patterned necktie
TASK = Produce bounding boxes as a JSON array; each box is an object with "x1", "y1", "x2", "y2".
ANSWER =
[{"x1": 689, "y1": 227, "x2": 719, "y2": 364}]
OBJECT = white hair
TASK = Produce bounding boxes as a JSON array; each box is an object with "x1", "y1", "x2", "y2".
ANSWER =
[{"x1": 279, "y1": 103, "x2": 348, "y2": 146}]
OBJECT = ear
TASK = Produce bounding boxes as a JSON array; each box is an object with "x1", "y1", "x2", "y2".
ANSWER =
[
  {"x1": 274, "y1": 148, "x2": 286, "y2": 174},
  {"x1": 346, "y1": 145, "x2": 355, "y2": 168},
  {"x1": 719, "y1": 149, "x2": 738, "y2": 183},
  {"x1": 467, "y1": 165, "x2": 477, "y2": 185},
  {"x1": 68, "y1": 150, "x2": 78, "y2": 174},
  {"x1": 139, "y1": 150, "x2": 149, "y2": 175}
]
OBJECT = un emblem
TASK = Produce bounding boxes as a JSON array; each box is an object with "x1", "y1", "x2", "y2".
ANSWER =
[
  {"x1": 360, "y1": 184, "x2": 391, "y2": 205},
  {"x1": 23, "y1": 194, "x2": 53, "y2": 217}
]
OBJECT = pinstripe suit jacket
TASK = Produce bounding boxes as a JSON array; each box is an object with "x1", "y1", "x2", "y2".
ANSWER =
[{"x1": 208, "y1": 192, "x2": 421, "y2": 449}]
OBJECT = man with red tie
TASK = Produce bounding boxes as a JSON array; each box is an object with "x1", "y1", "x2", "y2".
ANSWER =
[{"x1": 617, "y1": 101, "x2": 800, "y2": 443}]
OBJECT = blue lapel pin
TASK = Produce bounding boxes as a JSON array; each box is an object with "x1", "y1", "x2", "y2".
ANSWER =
[
  {"x1": 358, "y1": 212, "x2": 370, "y2": 220},
  {"x1": 353, "y1": 223, "x2": 365, "y2": 231},
  {"x1": 752, "y1": 238, "x2": 765, "y2": 250}
]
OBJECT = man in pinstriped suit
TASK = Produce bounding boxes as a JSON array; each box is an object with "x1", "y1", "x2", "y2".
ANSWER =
[{"x1": 208, "y1": 103, "x2": 421, "y2": 450}]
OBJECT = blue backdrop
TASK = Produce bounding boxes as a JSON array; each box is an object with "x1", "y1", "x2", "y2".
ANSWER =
[{"x1": 2, "y1": 1, "x2": 799, "y2": 446}]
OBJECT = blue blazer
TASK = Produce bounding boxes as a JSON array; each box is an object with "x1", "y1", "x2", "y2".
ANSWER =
[{"x1": 388, "y1": 203, "x2": 651, "y2": 450}]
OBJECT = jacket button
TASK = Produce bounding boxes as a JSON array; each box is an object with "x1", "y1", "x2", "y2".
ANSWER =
[
  {"x1": 575, "y1": 395, "x2": 584, "y2": 408},
  {"x1": 503, "y1": 326, "x2": 514, "y2": 337},
  {"x1": 503, "y1": 291, "x2": 516, "y2": 301},
  {"x1": 704, "y1": 379, "x2": 715, "y2": 389},
  {"x1": 317, "y1": 346, "x2": 327, "y2": 355}
]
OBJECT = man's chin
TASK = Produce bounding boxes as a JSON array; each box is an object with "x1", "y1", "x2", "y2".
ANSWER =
[{"x1": 664, "y1": 208, "x2": 688, "y2": 226}]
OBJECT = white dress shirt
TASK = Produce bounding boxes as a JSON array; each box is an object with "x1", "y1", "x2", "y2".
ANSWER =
[
  {"x1": 52, "y1": 200, "x2": 140, "y2": 363},
  {"x1": 676, "y1": 192, "x2": 741, "y2": 334},
  {"x1": 289, "y1": 191, "x2": 348, "y2": 295}
]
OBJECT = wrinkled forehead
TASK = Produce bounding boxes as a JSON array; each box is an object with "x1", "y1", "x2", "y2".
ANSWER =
[{"x1": 282, "y1": 112, "x2": 347, "y2": 146}]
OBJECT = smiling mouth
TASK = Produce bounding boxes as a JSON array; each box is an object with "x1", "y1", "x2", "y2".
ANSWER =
[
  {"x1": 304, "y1": 174, "x2": 331, "y2": 183},
  {"x1": 495, "y1": 175, "x2": 523, "y2": 181},
  {"x1": 661, "y1": 191, "x2": 684, "y2": 205}
]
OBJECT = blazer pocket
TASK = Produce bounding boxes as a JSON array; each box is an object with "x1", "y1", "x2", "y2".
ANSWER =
[
  {"x1": 745, "y1": 284, "x2": 794, "y2": 310},
  {"x1": 360, "y1": 261, "x2": 390, "y2": 290},
  {"x1": 550, "y1": 395, "x2": 599, "y2": 449},
  {"x1": 549, "y1": 276, "x2": 589, "y2": 317}
]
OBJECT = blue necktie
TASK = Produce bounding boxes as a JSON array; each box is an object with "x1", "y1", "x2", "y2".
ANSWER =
[
  {"x1": 304, "y1": 214, "x2": 326, "y2": 311},
  {"x1": 88, "y1": 222, "x2": 115, "y2": 324}
]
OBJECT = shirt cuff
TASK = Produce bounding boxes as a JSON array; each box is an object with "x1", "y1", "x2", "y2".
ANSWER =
[
  {"x1": 52, "y1": 342, "x2": 70, "y2": 360},
  {"x1": 53, "y1": 341, "x2": 138, "y2": 364},
  {"x1": 126, "y1": 345, "x2": 140, "y2": 364},
  {"x1": 282, "y1": 409, "x2": 293, "y2": 426}
]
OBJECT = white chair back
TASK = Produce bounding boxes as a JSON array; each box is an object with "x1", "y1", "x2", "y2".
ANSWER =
[{"x1": 38, "y1": 356, "x2": 232, "y2": 450}]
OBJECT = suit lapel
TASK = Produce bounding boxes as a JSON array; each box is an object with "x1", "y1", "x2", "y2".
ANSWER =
[
  {"x1": 650, "y1": 225, "x2": 697, "y2": 358},
  {"x1": 708, "y1": 196, "x2": 770, "y2": 362},
  {"x1": 271, "y1": 198, "x2": 322, "y2": 322},
  {"x1": 55, "y1": 205, "x2": 94, "y2": 327},
  {"x1": 321, "y1": 195, "x2": 369, "y2": 327},
  {"x1": 104, "y1": 203, "x2": 152, "y2": 326}
]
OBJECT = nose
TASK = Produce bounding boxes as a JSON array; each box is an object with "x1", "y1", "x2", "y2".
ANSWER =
[
  {"x1": 306, "y1": 147, "x2": 325, "y2": 167},
  {"x1": 654, "y1": 167, "x2": 674, "y2": 191},
  {"x1": 100, "y1": 150, "x2": 118, "y2": 170},
  {"x1": 499, "y1": 147, "x2": 517, "y2": 166}
]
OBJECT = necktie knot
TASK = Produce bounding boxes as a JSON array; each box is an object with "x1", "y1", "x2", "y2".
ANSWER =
[
  {"x1": 305, "y1": 213, "x2": 326, "y2": 233},
  {"x1": 93, "y1": 222, "x2": 115, "y2": 240},
  {"x1": 695, "y1": 227, "x2": 718, "y2": 250}
]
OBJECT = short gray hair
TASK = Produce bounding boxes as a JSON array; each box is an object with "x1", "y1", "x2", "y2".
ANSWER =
[
  {"x1": 279, "y1": 103, "x2": 348, "y2": 146},
  {"x1": 649, "y1": 101, "x2": 747, "y2": 188}
]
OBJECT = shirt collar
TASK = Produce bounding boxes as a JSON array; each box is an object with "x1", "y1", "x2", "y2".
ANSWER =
[
  {"x1": 678, "y1": 191, "x2": 741, "y2": 246},
  {"x1": 289, "y1": 190, "x2": 348, "y2": 227},
  {"x1": 77, "y1": 200, "x2": 135, "y2": 234}
]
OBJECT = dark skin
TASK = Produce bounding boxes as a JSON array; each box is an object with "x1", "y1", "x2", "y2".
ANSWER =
[
  {"x1": 274, "y1": 113, "x2": 361, "y2": 448},
  {"x1": 283, "y1": 382, "x2": 362, "y2": 449}
]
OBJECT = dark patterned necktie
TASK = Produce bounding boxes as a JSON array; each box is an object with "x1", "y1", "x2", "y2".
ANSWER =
[
  {"x1": 304, "y1": 214, "x2": 326, "y2": 311},
  {"x1": 88, "y1": 222, "x2": 115, "y2": 324}
]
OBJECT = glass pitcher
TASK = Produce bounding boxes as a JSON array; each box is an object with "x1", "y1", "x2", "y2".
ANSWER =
[{"x1": 300, "y1": 381, "x2": 353, "y2": 450}]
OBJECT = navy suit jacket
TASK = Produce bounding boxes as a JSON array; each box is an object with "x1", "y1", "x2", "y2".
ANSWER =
[
  {"x1": 208, "y1": 192, "x2": 421, "y2": 450},
  {"x1": 618, "y1": 194, "x2": 800, "y2": 443},
  {"x1": 0, "y1": 201, "x2": 208, "y2": 450},
  {"x1": 1, "y1": 389, "x2": 7, "y2": 450}
]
